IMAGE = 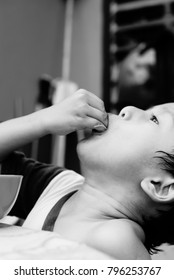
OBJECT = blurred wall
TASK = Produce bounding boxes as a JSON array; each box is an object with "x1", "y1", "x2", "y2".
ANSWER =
[
  {"x1": 0, "y1": 0, "x2": 103, "y2": 121},
  {"x1": 71, "y1": 0, "x2": 103, "y2": 98},
  {"x1": 0, "y1": 0, "x2": 65, "y2": 120}
]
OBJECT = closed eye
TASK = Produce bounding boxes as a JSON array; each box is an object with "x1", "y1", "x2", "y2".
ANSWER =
[{"x1": 150, "y1": 114, "x2": 159, "y2": 125}]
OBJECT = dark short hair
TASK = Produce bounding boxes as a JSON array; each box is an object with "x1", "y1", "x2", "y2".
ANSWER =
[{"x1": 143, "y1": 151, "x2": 174, "y2": 254}]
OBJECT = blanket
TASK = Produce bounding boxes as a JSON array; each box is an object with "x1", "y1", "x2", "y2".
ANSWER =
[{"x1": 0, "y1": 223, "x2": 112, "y2": 260}]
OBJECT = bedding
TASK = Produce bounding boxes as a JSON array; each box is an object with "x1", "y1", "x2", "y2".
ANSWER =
[
  {"x1": 0, "y1": 223, "x2": 112, "y2": 260},
  {"x1": 0, "y1": 223, "x2": 174, "y2": 259}
]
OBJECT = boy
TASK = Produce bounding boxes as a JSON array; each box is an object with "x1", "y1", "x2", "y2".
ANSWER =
[{"x1": 1, "y1": 89, "x2": 174, "y2": 259}]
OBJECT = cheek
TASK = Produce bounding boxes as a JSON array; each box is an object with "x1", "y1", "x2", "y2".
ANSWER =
[
  {"x1": 77, "y1": 139, "x2": 145, "y2": 182},
  {"x1": 77, "y1": 127, "x2": 156, "y2": 173},
  {"x1": 77, "y1": 134, "x2": 127, "y2": 174}
]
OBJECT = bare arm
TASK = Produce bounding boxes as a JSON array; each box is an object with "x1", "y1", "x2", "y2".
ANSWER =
[
  {"x1": 0, "y1": 89, "x2": 108, "y2": 161},
  {"x1": 0, "y1": 112, "x2": 47, "y2": 161}
]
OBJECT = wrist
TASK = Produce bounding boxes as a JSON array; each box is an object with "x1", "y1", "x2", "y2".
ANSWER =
[
  {"x1": 34, "y1": 107, "x2": 55, "y2": 136},
  {"x1": 23, "y1": 110, "x2": 48, "y2": 138}
]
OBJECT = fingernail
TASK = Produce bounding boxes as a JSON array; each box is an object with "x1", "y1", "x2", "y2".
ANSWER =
[{"x1": 93, "y1": 123, "x2": 107, "y2": 132}]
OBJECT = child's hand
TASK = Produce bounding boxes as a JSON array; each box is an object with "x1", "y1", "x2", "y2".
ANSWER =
[{"x1": 41, "y1": 89, "x2": 108, "y2": 135}]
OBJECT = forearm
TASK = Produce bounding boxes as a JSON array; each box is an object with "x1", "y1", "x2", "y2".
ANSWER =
[
  {"x1": 0, "y1": 89, "x2": 108, "y2": 161},
  {"x1": 0, "y1": 110, "x2": 47, "y2": 161}
]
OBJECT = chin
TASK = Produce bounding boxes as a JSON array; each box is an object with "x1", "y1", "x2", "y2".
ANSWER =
[
  {"x1": 77, "y1": 140, "x2": 104, "y2": 174},
  {"x1": 77, "y1": 132, "x2": 98, "y2": 153},
  {"x1": 76, "y1": 139, "x2": 89, "y2": 163},
  {"x1": 77, "y1": 127, "x2": 109, "y2": 167}
]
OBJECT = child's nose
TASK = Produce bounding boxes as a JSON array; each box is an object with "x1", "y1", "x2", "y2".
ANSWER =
[
  {"x1": 119, "y1": 106, "x2": 135, "y2": 120},
  {"x1": 119, "y1": 106, "x2": 145, "y2": 121}
]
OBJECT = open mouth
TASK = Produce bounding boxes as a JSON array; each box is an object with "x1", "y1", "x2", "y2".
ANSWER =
[
  {"x1": 83, "y1": 128, "x2": 104, "y2": 139},
  {"x1": 82, "y1": 121, "x2": 108, "y2": 140},
  {"x1": 92, "y1": 128, "x2": 104, "y2": 135}
]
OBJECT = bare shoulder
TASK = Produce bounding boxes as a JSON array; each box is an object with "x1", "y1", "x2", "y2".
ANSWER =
[{"x1": 86, "y1": 219, "x2": 151, "y2": 260}]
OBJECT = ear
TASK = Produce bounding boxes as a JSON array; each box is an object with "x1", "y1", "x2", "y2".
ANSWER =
[{"x1": 141, "y1": 177, "x2": 174, "y2": 203}]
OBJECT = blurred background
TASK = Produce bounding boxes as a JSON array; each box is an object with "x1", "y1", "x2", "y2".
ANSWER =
[
  {"x1": 103, "y1": 0, "x2": 174, "y2": 113},
  {"x1": 0, "y1": 0, "x2": 174, "y2": 259},
  {"x1": 0, "y1": 0, "x2": 103, "y2": 171}
]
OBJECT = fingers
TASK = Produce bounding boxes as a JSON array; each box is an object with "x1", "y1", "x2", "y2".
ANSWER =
[
  {"x1": 76, "y1": 89, "x2": 105, "y2": 112},
  {"x1": 77, "y1": 106, "x2": 108, "y2": 132},
  {"x1": 86, "y1": 105, "x2": 108, "y2": 128},
  {"x1": 85, "y1": 91, "x2": 105, "y2": 112},
  {"x1": 83, "y1": 117, "x2": 107, "y2": 132},
  {"x1": 76, "y1": 89, "x2": 108, "y2": 128}
]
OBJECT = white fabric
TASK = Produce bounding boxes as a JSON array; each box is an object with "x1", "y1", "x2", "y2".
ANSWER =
[{"x1": 23, "y1": 170, "x2": 84, "y2": 230}]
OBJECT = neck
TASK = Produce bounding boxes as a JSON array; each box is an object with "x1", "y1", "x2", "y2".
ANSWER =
[{"x1": 67, "y1": 179, "x2": 144, "y2": 226}]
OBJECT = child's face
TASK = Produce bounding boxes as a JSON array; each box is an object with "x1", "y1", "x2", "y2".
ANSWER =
[{"x1": 77, "y1": 103, "x2": 174, "y2": 182}]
